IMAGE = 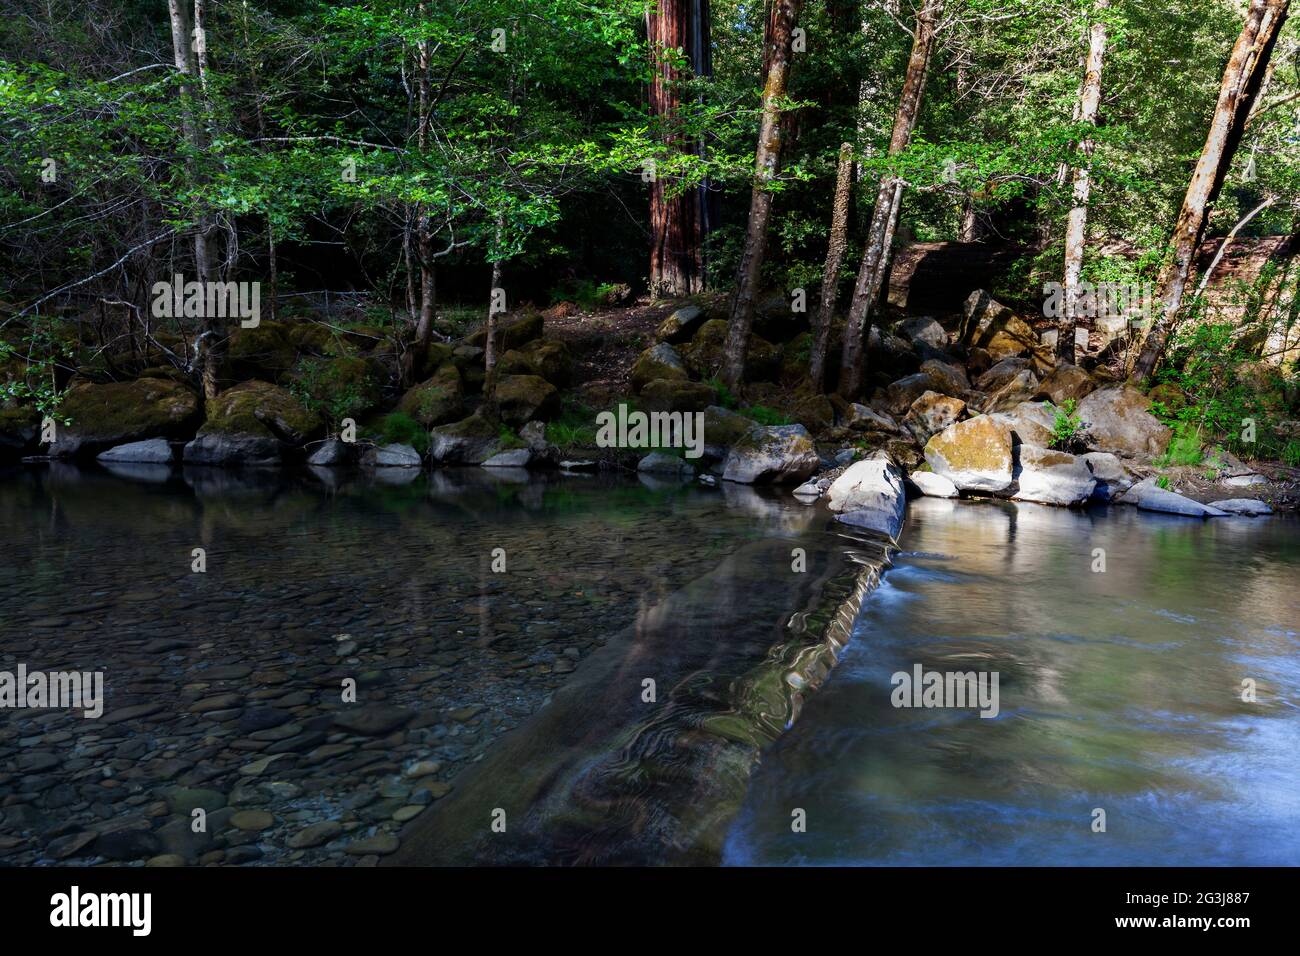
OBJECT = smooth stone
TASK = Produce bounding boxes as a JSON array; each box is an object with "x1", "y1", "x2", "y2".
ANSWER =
[
  {"x1": 286, "y1": 821, "x2": 343, "y2": 849},
  {"x1": 229, "y1": 809, "x2": 275, "y2": 831},
  {"x1": 908, "y1": 470, "x2": 959, "y2": 498},
  {"x1": 97, "y1": 437, "x2": 173, "y2": 464},
  {"x1": 344, "y1": 832, "x2": 400, "y2": 856},
  {"x1": 1208, "y1": 498, "x2": 1273, "y2": 515}
]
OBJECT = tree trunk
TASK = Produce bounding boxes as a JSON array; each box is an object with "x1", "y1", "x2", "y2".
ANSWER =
[
  {"x1": 837, "y1": 0, "x2": 940, "y2": 398},
  {"x1": 1131, "y1": 0, "x2": 1289, "y2": 382},
  {"x1": 647, "y1": 0, "x2": 713, "y2": 297},
  {"x1": 412, "y1": 4, "x2": 436, "y2": 355},
  {"x1": 485, "y1": 212, "x2": 506, "y2": 386},
  {"x1": 1059, "y1": 0, "x2": 1108, "y2": 364},
  {"x1": 721, "y1": 0, "x2": 803, "y2": 388},
  {"x1": 168, "y1": 0, "x2": 220, "y2": 399},
  {"x1": 810, "y1": 142, "x2": 854, "y2": 390}
]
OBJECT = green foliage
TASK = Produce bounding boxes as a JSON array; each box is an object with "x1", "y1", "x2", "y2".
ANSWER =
[
  {"x1": 1046, "y1": 398, "x2": 1085, "y2": 451},
  {"x1": 1153, "y1": 422, "x2": 1204, "y2": 468},
  {"x1": 372, "y1": 411, "x2": 428, "y2": 455},
  {"x1": 746, "y1": 404, "x2": 791, "y2": 426},
  {"x1": 288, "y1": 356, "x2": 375, "y2": 426},
  {"x1": 1155, "y1": 475, "x2": 1171, "y2": 490},
  {"x1": 705, "y1": 376, "x2": 739, "y2": 410},
  {"x1": 545, "y1": 399, "x2": 599, "y2": 450},
  {"x1": 496, "y1": 424, "x2": 526, "y2": 450}
]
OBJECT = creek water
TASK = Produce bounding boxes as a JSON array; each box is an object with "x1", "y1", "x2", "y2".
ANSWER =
[
  {"x1": 3, "y1": 465, "x2": 1296, "y2": 866},
  {"x1": 724, "y1": 497, "x2": 1300, "y2": 866}
]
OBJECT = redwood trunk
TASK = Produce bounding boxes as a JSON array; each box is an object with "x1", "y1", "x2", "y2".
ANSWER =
[
  {"x1": 1060, "y1": 0, "x2": 1108, "y2": 364},
  {"x1": 810, "y1": 142, "x2": 854, "y2": 390},
  {"x1": 1131, "y1": 0, "x2": 1289, "y2": 382},
  {"x1": 647, "y1": 0, "x2": 713, "y2": 297},
  {"x1": 837, "y1": 0, "x2": 940, "y2": 398},
  {"x1": 721, "y1": 0, "x2": 803, "y2": 387}
]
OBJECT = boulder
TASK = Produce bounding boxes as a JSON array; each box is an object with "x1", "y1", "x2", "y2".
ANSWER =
[
  {"x1": 919, "y1": 358, "x2": 969, "y2": 395},
  {"x1": 1076, "y1": 386, "x2": 1171, "y2": 457},
  {"x1": 97, "y1": 437, "x2": 173, "y2": 464},
  {"x1": 1122, "y1": 478, "x2": 1229, "y2": 517},
  {"x1": 183, "y1": 380, "x2": 320, "y2": 466},
  {"x1": 923, "y1": 415, "x2": 1014, "y2": 493},
  {"x1": 1012, "y1": 445, "x2": 1095, "y2": 506},
  {"x1": 222, "y1": 321, "x2": 298, "y2": 383},
  {"x1": 904, "y1": 391, "x2": 966, "y2": 443},
  {"x1": 721, "y1": 424, "x2": 820, "y2": 485},
  {"x1": 975, "y1": 357, "x2": 1034, "y2": 393},
  {"x1": 655, "y1": 305, "x2": 706, "y2": 344},
  {"x1": 286, "y1": 354, "x2": 384, "y2": 421},
  {"x1": 883, "y1": 373, "x2": 940, "y2": 415},
  {"x1": 984, "y1": 368, "x2": 1040, "y2": 412},
  {"x1": 908, "y1": 470, "x2": 959, "y2": 498},
  {"x1": 703, "y1": 405, "x2": 757, "y2": 462},
  {"x1": 826, "y1": 453, "x2": 907, "y2": 538},
  {"x1": 841, "y1": 401, "x2": 901, "y2": 434},
  {"x1": 960, "y1": 290, "x2": 1040, "y2": 361},
  {"x1": 682, "y1": 319, "x2": 780, "y2": 382},
  {"x1": 307, "y1": 438, "x2": 352, "y2": 466},
  {"x1": 0, "y1": 406, "x2": 39, "y2": 457},
  {"x1": 497, "y1": 339, "x2": 573, "y2": 386},
  {"x1": 429, "y1": 413, "x2": 502, "y2": 464},
  {"x1": 466, "y1": 311, "x2": 544, "y2": 352},
  {"x1": 493, "y1": 374, "x2": 559, "y2": 425},
  {"x1": 631, "y1": 343, "x2": 689, "y2": 392},
  {"x1": 899, "y1": 316, "x2": 949, "y2": 353},
  {"x1": 1036, "y1": 363, "x2": 1097, "y2": 404},
  {"x1": 1208, "y1": 498, "x2": 1272, "y2": 516},
  {"x1": 1079, "y1": 452, "x2": 1136, "y2": 501},
  {"x1": 990, "y1": 401, "x2": 1057, "y2": 447},
  {"x1": 638, "y1": 378, "x2": 716, "y2": 413},
  {"x1": 362, "y1": 443, "x2": 422, "y2": 468},
  {"x1": 482, "y1": 449, "x2": 532, "y2": 469},
  {"x1": 397, "y1": 363, "x2": 463, "y2": 427},
  {"x1": 49, "y1": 378, "x2": 200, "y2": 458},
  {"x1": 637, "y1": 452, "x2": 695, "y2": 477},
  {"x1": 519, "y1": 420, "x2": 559, "y2": 463}
]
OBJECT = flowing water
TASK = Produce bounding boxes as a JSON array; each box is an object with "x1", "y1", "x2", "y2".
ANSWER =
[{"x1": 724, "y1": 497, "x2": 1300, "y2": 866}]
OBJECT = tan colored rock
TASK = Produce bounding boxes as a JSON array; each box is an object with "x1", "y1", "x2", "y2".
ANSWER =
[{"x1": 924, "y1": 415, "x2": 1014, "y2": 493}]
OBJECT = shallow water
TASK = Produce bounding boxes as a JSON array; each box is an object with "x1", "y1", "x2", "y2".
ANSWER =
[
  {"x1": 724, "y1": 497, "x2": 1300, "y2": 866},
  {"x1": 0, "y1": 462, "x2": 882, "y2": 865}
]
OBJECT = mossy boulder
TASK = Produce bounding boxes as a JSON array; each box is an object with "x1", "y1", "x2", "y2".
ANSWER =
[
  {"x1": 681, "y1": 319, "x2": 780, "y2": 382},
  {"x1": 923, "y1": 415, "x2": 1014, "y2": 492},
  {"x1": 497, "y1": 339, "x2": 574, "y2": 386},
  {"x1": 655, "y1": 305, "x2": 706, "y2": 344},
  {"x1": 493, "y1": 374, "x2": 559, "y2": 426},
  {"x1": 631, "y1": 343, "x2": 689, "y2": 392},
  {"x1": 467, "y1": 311, "x2": 544, "y2": 352},
  {"x1": 721, "y1": 423, "x2": 820, "y2": 485},
  {"x1": 397, "y1": 363, "x2": 464, "y2": 427},
  {"x1": 638, "y1": 378, "x2": 717, "y2": 414},
  {"x1": 49, "y1": 377, "x2": 201, "y2": 458},
  {"x1": 430, "y1": 411, "x2": 503, "y2": 464},
  {"x1": 451, "y1": 345, "x2": 486, "y2": 393},
  {"x1": 183, "y1": 380, "x2": 321, "y2": 467},
  {"x1": 417, "y1": 341, "x2": 456, "y2": 380},
  {"x1": 222, "y1": 321, "x2": 299, "y2": 383}
]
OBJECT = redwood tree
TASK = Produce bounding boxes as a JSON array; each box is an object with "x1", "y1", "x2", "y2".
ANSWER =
[{"x1": 647, "y1": 0, "x2": 713, "y2": 298}]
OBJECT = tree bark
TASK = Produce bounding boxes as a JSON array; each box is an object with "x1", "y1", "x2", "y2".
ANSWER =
[
  {"x1": 412, "y1": 4, "x2": 436, "y2": 356},
  {"x1": 721, "y1": 0, "x2": 803, "y2": 387},
  {"x1": 837, "y1": 0, "x2": 940, "y2": 398},
  {"x1": 1059, "y1": 0, "x2": 1108, "y2": 364},
  {"x1": 647, "y1": 0, "x2": 713, "y2": 297},
  {"x1": 810, "y1": 142, "x2": 854, "y2": 390},
  {"x1": 168, "y1": 0, "x2": 220, "y2": 399},
  {"x1": 1130, "y1": 0, "x2": 1289, "y2": 382}
]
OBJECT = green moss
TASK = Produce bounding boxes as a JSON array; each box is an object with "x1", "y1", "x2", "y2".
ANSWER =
[{"x1": 372, "y1": 411, "x2": 429, "y2": 455}]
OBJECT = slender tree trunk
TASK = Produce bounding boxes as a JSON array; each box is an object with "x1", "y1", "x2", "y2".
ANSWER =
[
  {"x1": 837, "y1": 0, "x2": 940, "y2": 398},
  {"x1": 721, "y1": 0, "x2": 803, "y2": 387},
  {"x1": 485, "y1": 212, "x2": 506, "y2": 384},
  {"x1": 412, "y1": 5, "x2": 436, "y2": 354},
  {"x1": 1059, "y1": 0, "x2": 1108, "y2": 364},
  {"x1": 241, "y1": 0, "x2": 277, "y2": 323},
  {"x1": 1131, "y1": 0, "x2": 1289, "y2": 382},
  {"x1": 647, "y1": 0, "x2": 713, "y2": 297},
  {"x1": 168, "y1": 0, "x2": 220, "y2": 399},
  {"x1": 810, "y1": 142, "x2": 854, "y2": 390}
]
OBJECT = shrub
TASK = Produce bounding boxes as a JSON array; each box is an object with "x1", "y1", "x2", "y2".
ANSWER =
[{"x1": 372, "y1": 411, "x2": 428, "y2": 455}]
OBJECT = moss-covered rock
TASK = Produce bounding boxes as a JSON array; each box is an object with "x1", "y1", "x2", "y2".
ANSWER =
[
  {"x1": 397, "y1": 363, "x2": 464, "y2": 427},
  {"x1": 49, "y1": 378, "x2": 201, "y2": 458},
  {"x1": 417, "y1": 341, "x2": 456, "y2": 380},
  {"x1": 199, "y1": 380, "x2": 321, "y2": 443},
  {"x1": 681, "y1": 319, "x2": 780, "y2": 382},
  {"x1": 289, "y1": 354, "x2": 385, "y2": 422},
  {"x1": 222, "y1": 321, "x2": 299, "y2": 383},
  {"x1": 631, "y1": 343, "x2": 688, "y2": 392},
  {"x1": 497, "y1": 339, "x2": 574, "y2": 387},
  {"x1": 430, "y1": 411, "x2": 503, "y2": 464},
  {"x1": 0, "y1": 405, "x2": 39, "y2": 458},
  {"x1": 493, "y1": 374, "x2": 559, "y2": 425},
  {"x1": 923, "y1": 415, "x2": 1014, "y2": 492},
  {"x1": 466, "y1": 311, "x2": 544, "y2": 352},
  {"x1": 638, "y1": 378, "x2": 716, "y2": 413}
]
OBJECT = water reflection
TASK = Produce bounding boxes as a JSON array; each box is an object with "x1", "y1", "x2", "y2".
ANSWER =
[{"x1": 725, "y1": 498, "x2": 1300, "y2": 865}]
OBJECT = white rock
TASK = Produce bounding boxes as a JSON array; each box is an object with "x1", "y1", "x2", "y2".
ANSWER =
[
  {"x1": 1123, "y1": 478, "x2": 1229, "y2": 517},
  {"x1": 482, "y1": 449, "x2": 532, "y2": 468},
  {"x1": 826, "y1": 453, "x2": 906, "y2": 539},
  {"x1": 908, "y1": 471, "x2": 959, "y2": 498},
  {"x1": 96, "y1": 437, "x2": 173, "y2": 464},
  {"x1": 1012, "y1": 444, "x2": 1096, "y2": 506},
  {"x1": 364, "y1": 443, "x2": 422, "y2": 467}
]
